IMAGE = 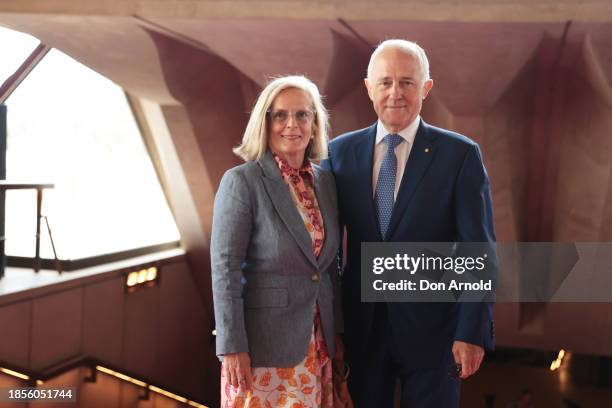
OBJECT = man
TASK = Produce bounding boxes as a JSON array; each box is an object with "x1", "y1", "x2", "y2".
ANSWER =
[{"x1": 322, "y1": 40, "x2": 496, "y2": 407}]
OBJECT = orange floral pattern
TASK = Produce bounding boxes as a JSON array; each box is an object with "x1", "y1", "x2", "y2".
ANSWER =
[
  {"x1": 221, "y1": 316, "x2": 333, "y2": 408},
  {"x1": 274, "y1": 155, "x2": 325, "y2": 256},
  {"x1": 220, "y1": 155, "x2": 333, "y2": 407}
]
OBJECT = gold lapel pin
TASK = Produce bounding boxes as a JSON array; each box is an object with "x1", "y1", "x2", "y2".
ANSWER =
[{"x1": 424, "y1": 148, "x2": 430, "y2": 153}]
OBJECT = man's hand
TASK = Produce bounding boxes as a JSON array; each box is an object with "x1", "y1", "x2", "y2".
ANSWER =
[
  {"x1": 452, "y1": 341, "x2": 484, "y2": 379},
  {"x1": 223, "y1": 352, "x2": 253, "y2": 393},
  {"x1": 333, "y1": 335, "x2": 354, "y2": 408},
  {"x1": 334, "y1": 334, "x2": 345, "y2": 361}
]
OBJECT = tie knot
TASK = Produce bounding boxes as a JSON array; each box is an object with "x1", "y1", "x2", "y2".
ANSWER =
[{"x1": 384, "y1": 133, "x2": 403, "y2": 150}]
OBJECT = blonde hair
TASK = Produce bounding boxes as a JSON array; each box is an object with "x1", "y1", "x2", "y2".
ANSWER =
[{"x1": 233, "y1": 75, "x2": 329, "y2": 162}]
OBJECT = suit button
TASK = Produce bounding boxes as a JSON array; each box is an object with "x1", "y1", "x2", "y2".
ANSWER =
[{"x1": 311, "y1": 274, "x2": 320, "y2": 282}]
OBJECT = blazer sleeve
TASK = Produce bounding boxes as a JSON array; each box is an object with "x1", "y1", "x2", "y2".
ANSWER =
[
  {"x1": 454, "y1": 143, "x2": 497, "y2": 350},
  {"x1": 210, "y1": 169, "x2": 253, "y2": 356}
]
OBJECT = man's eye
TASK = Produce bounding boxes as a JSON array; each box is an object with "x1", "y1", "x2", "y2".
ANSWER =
[{"x1": 400, "y1": 80, "x2": 414, "y2": 87}]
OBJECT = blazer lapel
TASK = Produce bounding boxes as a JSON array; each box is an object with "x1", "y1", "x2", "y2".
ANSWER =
[
  {"x1": 386, "y1": 119, "x2": 438, "y2": 240},
  {"x1": 258, "y1": 151, "x2": 319, "y2": 269},
  {"x1": 352, "y1": 123, "x2": 382, "y2": 241}
]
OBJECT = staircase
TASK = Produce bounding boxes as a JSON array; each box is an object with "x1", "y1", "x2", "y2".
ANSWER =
[{"x1": 0, "y1": 357, "x2": 208, "y2": 407}]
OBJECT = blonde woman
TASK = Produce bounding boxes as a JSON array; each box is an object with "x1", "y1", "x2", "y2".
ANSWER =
[{"x1": 211, "y1": 75, "x2": 348, "y2": 407}]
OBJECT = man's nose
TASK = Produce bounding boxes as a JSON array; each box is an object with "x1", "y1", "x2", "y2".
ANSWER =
[{"x1": 389, "y1": 82, "x2": 403, "y2": 98}]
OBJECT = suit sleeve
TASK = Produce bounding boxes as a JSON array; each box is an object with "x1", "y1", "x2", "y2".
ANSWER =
[
  {"x1": 321, "y1": 146, "x2": 345, "y2": 335},
  {"x1": 454, "y1": 143, "x2": 497, "y2": 349},
  {"x1": 210, "y1": 169, "x2": 252, "y2": 356},
  {"x1": 325, "y1": 171, "x2": 344, "y2": 334},
  {"x1": 319, "y1": 145, "x2": 334, "y2": 172}
]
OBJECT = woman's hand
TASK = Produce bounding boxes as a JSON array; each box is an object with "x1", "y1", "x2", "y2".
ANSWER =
[{"x1": 223, "y1": 352, "x2": 253, "y2": 393}]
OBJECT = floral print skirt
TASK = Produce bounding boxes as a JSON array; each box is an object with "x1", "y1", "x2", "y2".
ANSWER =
[{"x1": 221, "y1": 309, "x2": 333, "y2": 408}]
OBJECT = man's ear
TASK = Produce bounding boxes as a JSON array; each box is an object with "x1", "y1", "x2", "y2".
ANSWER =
[
  {"x1": 423, "y1": 79, "x2": 434, "y2": 99},
  {"x1": 364, "y1": 78, "x2": 374, "y2": 101}
]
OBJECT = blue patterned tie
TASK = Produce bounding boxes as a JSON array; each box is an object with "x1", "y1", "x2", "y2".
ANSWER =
[{"x1": 375, "y1": 134, "x2": 404, "y2": 240}]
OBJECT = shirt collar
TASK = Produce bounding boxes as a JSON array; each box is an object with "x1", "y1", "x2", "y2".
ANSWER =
[
  {"x1": 375, "y1": 115, "x2": 421, "y2": 145},
  {"x1": 272, "y1": 152, "x2": 314, "y2": 182}
]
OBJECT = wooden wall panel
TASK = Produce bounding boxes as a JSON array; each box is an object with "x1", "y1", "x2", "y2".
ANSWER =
[
  {"x1": 123, "y1": 284, "x2": 158, "y2": 377},
  {"x1": 152, "y1": 392, "x2": 180, "y2": 408},
  {"x1": 119, "y1": 380, "x2": 149, "y2": 408},
  {"x1": 0, "y1": 374, "x2": 26, "y2": 408},
  {"x1": 79, "y1": 369, "x2": 122, "y2": 408},
  {"x1": 82, "y1": 277, "x2": 125, "y2": 366},
  {"x1": 30, "y1": 288, "x2": 83, "y2": 369},
  {"x1": 157, "y1": 262, "x2": 210, "y2": 401},
  {"x1": 34, "y1": 368, "x2": 81, "y2": 408},
  {"x1": 0, "y1": 301, "x2": 31, "y2": 367}
]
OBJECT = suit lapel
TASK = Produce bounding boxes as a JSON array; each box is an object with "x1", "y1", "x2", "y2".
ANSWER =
[
  {"x1": 386, "y1": 119, "x2": 438, "y2": 240},
  {"x1": 352, "y1": 123, "x2": 382, "y2": 241},
  {"x1": 258, "y1": 151, "x2": 319, "y2": 269}
]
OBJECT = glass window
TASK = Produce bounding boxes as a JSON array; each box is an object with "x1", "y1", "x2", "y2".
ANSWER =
[
  {"x1": 5, "y1": 49, "x2": 180, "y2": 259},
  {"x1": 0, "y1": 26, "x2": 40, "y2": 89}
]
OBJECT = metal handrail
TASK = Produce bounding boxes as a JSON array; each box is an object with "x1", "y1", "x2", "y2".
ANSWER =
[
  {"x1": 6, "y1": 240, "x2": 181, "y2": 272},
  {"x1": 0, "y1": 355, "x2": 208, "y2": 406},
  {"x1": 0, "y1": 181, "x2": 55, "y2": 278}
]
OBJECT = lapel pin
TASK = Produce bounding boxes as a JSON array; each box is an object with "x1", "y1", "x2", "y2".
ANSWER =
[{"x1": 424, "y1": 148, "x2": 430, "y2": 153}]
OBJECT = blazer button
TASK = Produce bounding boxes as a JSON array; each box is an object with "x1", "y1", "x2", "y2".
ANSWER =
[{"x1": 311, "y1": 273, "x2": 320, "y2": 282}]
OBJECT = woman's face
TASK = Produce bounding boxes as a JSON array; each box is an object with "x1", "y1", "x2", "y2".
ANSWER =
[{"x1": 267, "y1": 87, "x2": 315, "y2": 165}]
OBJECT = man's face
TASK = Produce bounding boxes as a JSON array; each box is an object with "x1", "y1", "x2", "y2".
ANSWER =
[{"x1": 365, "y1": 48, "x2": 433, "y2": 133}]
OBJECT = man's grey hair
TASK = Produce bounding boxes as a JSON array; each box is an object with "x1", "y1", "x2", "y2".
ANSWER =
[{"x1": 366, "y1": 39, "x2": 431, "y2": 82}]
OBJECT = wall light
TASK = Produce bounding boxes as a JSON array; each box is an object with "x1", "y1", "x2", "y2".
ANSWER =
[
  {"x1": 137, "y1": 269, "x2": 147, "y2": 284},
  {"x1": 125, "y1": 265, "x2": 158, "y2": 292},
  {"x1": 0, "y1": 367, "x2": 30, "y2": 381},
  {"x1": 149, "y1": 385, "x2": 187, "y2": 403},
  {"x1": 146, "y1": 267, "x2": 157, "y2": 281},
  {"x1": 96, "y1": 365, "x2": 147, "y2": 387},
  {"x1": 96, "y1": 365, "x2": 208, "y2": 407},
  {"x1": 550, "y1": 349, "x2": 566, "y2": 371},
  {"x1": 126, "y1": 272, "x2": 138, "y2": 287}
]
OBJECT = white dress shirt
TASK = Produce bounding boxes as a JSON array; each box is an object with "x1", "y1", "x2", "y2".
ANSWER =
[{"x1": 372, "y1": 115, "x2": 421, "y2": 201}]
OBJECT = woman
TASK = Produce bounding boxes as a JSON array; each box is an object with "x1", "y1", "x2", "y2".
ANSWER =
[{"x1": 211, "y1": 75, "x2": 346, "y2": 407}]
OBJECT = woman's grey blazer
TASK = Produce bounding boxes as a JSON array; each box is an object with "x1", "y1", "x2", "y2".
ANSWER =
[{"x1": 210, "y1": 150, "x2": 342, "y2": 367}]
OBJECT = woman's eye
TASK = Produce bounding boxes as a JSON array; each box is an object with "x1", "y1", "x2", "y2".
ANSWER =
[{"x1": 273, "y1": 111, "x2": 288, "y2": 121}]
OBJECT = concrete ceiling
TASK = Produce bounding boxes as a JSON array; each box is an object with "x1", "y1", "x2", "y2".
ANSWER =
[
  {"x1": 1, "y1": 1, "x2": 611, "y2": 107},
  {"x1": 2, "y1": 0, "x2": 612, "y2": 21}
]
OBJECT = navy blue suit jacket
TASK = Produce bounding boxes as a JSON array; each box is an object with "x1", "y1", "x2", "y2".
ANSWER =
[{"x1": 321, "y1": 119, "x2": 496, "y2": 369}]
